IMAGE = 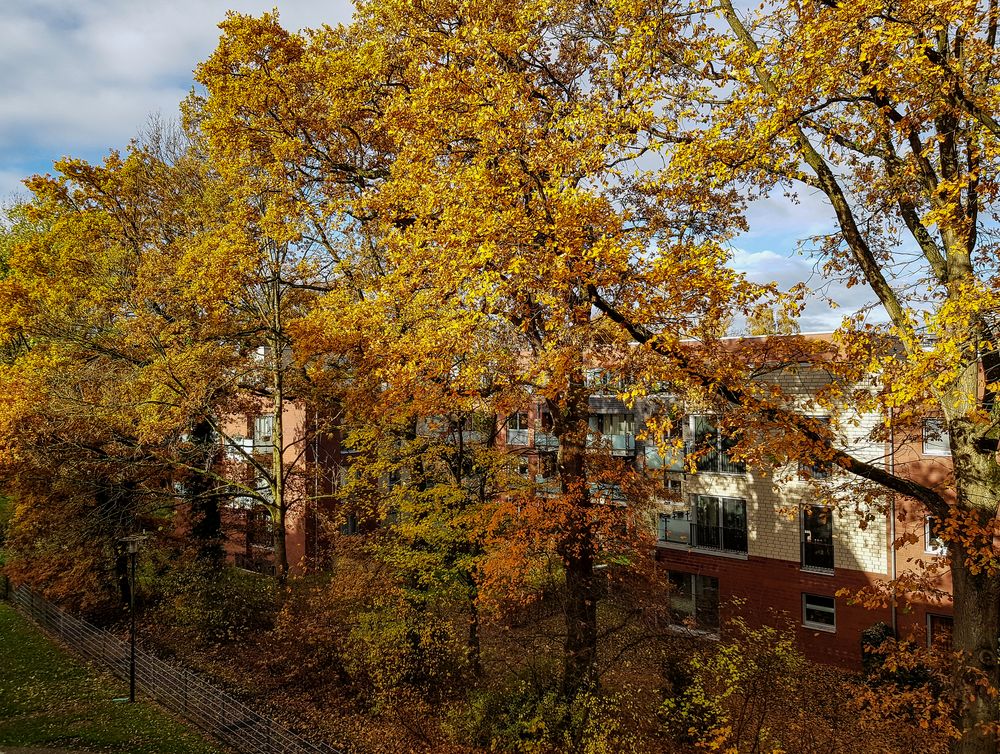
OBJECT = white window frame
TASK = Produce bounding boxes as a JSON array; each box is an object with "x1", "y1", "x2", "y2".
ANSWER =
[
  {"x1": 802, "y1": 593, "x2": 836, "y2": 632},
  {"x1": 922, "y1": 418, "x2": 951, "y2": 456},
  {"x1": 691, "y1": 494, "x2": 748, "y2": 554},
  {"x1": 924, "y1": 515, "x2": 947, "y2": 555}
]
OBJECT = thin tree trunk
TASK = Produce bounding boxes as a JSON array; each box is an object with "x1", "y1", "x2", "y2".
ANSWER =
[{"x1": 188, "y1": 417, "x2": 223, "y2": 566}]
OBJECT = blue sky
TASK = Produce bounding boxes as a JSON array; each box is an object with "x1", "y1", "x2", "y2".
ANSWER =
[{"x1": 1, "y1": 0, "x2": 870, "y2": 331}]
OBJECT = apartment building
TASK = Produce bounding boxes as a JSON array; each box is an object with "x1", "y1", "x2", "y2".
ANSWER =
[
  {"x1": 499, "y1": 348, "x2": 953, "y2": 669},
  {"x1": 219, "y1": 336, "x2": 954, "y2": 669}
]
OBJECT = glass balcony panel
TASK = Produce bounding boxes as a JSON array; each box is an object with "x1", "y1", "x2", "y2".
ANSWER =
[{"x1": 506, "y1": 428, "x2": 529, "y2": 446}]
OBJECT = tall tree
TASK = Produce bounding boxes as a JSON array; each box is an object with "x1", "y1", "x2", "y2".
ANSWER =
[
  {"x1": 0, "y1": 135, "x2": 254, "y2": 595},
  {"x1": 329, "y1": 0, "x2": 764, "y2": 691},
  {"x1": 579, "y1": 1, "x2": 1000, "y2": 750}
]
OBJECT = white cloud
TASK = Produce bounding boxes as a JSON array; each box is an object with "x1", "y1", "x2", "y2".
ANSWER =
[
  {"x1": 730, "y1": 245, "x2": 884, "y2": 332},
  {"x1": 2, "y1": 0, "x2": 355, "y2": 177}
]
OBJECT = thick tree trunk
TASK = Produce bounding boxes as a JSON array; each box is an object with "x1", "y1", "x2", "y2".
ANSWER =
[
  {"x1": 948, "y1": 409, "x2": 1000, "y2": 754},
  {"x1": 555, "y1": 380, "x2": 598, "y2": 695},
  {"x1": 950, "y1": 550, "x2": 1000, "y2": 754}
]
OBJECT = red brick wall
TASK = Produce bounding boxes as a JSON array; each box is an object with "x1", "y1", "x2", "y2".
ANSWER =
[{"x1": 656, "y1": 547, "x2": 893, "y2": 669}]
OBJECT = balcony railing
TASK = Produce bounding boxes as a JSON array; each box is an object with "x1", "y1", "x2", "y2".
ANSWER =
[
  {"x1": 644, "y1": 444, "x2": 685, "y2": 471},
  {"x1": 660, "y1": 516, "x2": 690, "y2": 544},
  {"x1": 801, "y1": 540, "x2": 835, "y2": 572},
  {"x1": 534, "y1": 475, "x2": 561, "y2": 496},
  {"x1": 506, "y1": 428, "x2": 529, "y2": 446},
  {"x1": 535, "y1": 432, "x2": 559, "y2": 449},
  {"x1": 588, "y1": 433, "x2": 636, "y2": 455},
  {"x1": 689, "y1": 444, "x2": 746, "y2": 474},
  {"x1": 692, "y1": 523, "x2": 748, "y2": 554}
]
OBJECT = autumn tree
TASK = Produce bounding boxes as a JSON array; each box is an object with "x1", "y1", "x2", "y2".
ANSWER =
[
  {"x1": 188, "y1": 3, "x2": 745, "y2": 693},
  {"x1": 573, "y1": 0, "x2": 1000, "y2": 750},
  {"x1": 0, "y1": 129, "x2": 279, "y2": 598},
  {"x1": 328, "y1": 0, "x2": 764, "y2": 692}
]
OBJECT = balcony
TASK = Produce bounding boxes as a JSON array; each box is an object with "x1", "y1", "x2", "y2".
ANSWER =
[
  {"x1": 224, "y1": 436, "x2": 255, "y2": 461},
  {"x1": 534, "y1": 475, "x2": 560, "y2": 497},
  {"x1": 801, "y1": 540, "x2": 834, "y2": 572},
  {"x1": 658, "y1": 513, "x2": 691, "y2": 544},
  {"x1": 644, "y1": 443, "x2": 685, "y2": 472},
  {"x1": 587, "y1": 433, "x2": 636, "y2": 456},
  {"x1": 535, "y1": 431, "x2": 559, "y2": 449}
]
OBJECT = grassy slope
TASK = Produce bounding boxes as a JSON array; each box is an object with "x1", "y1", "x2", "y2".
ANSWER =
[{"x1": 0, "y1": 601, "x2": 224, "y2": 753}]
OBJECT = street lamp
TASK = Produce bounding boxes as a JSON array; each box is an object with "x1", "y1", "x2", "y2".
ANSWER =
[{"x1": 119, "y1": 533, "x2": 148, "y2": 703}]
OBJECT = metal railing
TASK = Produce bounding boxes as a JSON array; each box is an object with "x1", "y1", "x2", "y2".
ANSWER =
[
  {"x1": 692, "y1": 523, "x2": 748, "y2": 554},
  {"x1": 801, "y1": 540, "x2": 835, "y2": 571},
  {"x1": 689, "y1": 445, "x2": 746, "y2": 475},
  {"x1": 8, "y1": 586, "x2": 341, "y2": 754}
]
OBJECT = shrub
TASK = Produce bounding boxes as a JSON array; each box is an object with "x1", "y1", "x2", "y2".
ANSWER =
[
  {"x1": 448, "y1": 664, "x2": 635, "y2": 754},
  {"x1": 156, "y1": 562, "x2": 277, "y2": 644},
  {"x1": 860, "y1": 621, "x2": 895, "y2": 675}
]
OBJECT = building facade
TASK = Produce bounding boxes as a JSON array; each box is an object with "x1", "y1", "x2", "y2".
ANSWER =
[{"x1": 219, "y1": 336, "x2": 955, "y2": 670}]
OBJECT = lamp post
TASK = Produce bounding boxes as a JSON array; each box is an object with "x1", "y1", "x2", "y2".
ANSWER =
[{"x1": 120, "y1": 533, "x2": 147, "y2": 703}]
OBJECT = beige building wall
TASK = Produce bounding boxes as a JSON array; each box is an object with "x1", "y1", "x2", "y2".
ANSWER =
[{"x1": 659, "y1": 364, "x2": 890, "y2": 576}]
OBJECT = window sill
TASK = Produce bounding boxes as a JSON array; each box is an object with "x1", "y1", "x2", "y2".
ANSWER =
[
  {"x1": 802, "y1": 622, "x2": 836, "y2": 633},
  {"x1": 656, "y1": 540, "x2": 690, "y2": 550},
  {"x1": 800, "y1": 565, "x2": 835, "y2": 576},
  {"x1": 692, "y1": 547, "x2": 749, "y2": 561}
]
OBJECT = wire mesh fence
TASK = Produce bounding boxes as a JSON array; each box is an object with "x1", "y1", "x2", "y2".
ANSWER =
[{"x1": 8, "y1": 585, "x2": 342, "y2": 754}]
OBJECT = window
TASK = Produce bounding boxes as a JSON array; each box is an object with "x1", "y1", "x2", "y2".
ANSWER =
[
  {"x1": 506, "y1": 412, "x2": 529, "y2": 446},
  {"x1": 690, "y1": 415, "x2": 745, "y2": 474},
  {"x1": 536, "y1": 452, "x2": 558, "y2": 481},
  {"x1": 922, "y1": 418, "x2": 950, "y2": 456},
  {"x1": 802, "y1": 593, "x2": 836, "y2": 631},
  {"x1": 668, "y1": 572, "x2": 720, "y2": 632},
  {"x1": 644, "y1": 418, "x2": 685, "y2": 472},
  {"x1": 514, "y1": 458, "x2": 530, "y2": 477},
  {"x1": 340, "y1": 513, "x2": 359, "y2": 536},
  {"x1": 801, "y1": 505, "x2": 834, "y2": 572},
  {"x1": 691, "y1": 495, "x2": 747, "y2": 554},
  {"x1": 663, "y1": 476, "x2": 682, "y2": 499},
  {"x1": 798, "y1": 417, "x2": 833, "y2": 479},
  {"x1": 925, "y1": 515, "x2": 947, "y2": 555},
  {"x1": 799, "y1": 461, "x2": 832, "y2": 480},
  {"x1": 927, "y1": 614, "x2": 953, "y2": 647},
  {"x1": 254, "y1": 414, "x2": 274, "y2": 451},
  {"x1": 589, "y1": 413, "x2": 636, "y2": 455},
  {"x1": 585, "y1": 368, "x2": 622, "y2": 392}
]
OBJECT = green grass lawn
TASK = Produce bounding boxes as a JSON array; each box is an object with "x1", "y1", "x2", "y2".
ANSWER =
[{"x1": 0, "y1": 601, "x2": 225, "y2": 753}]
